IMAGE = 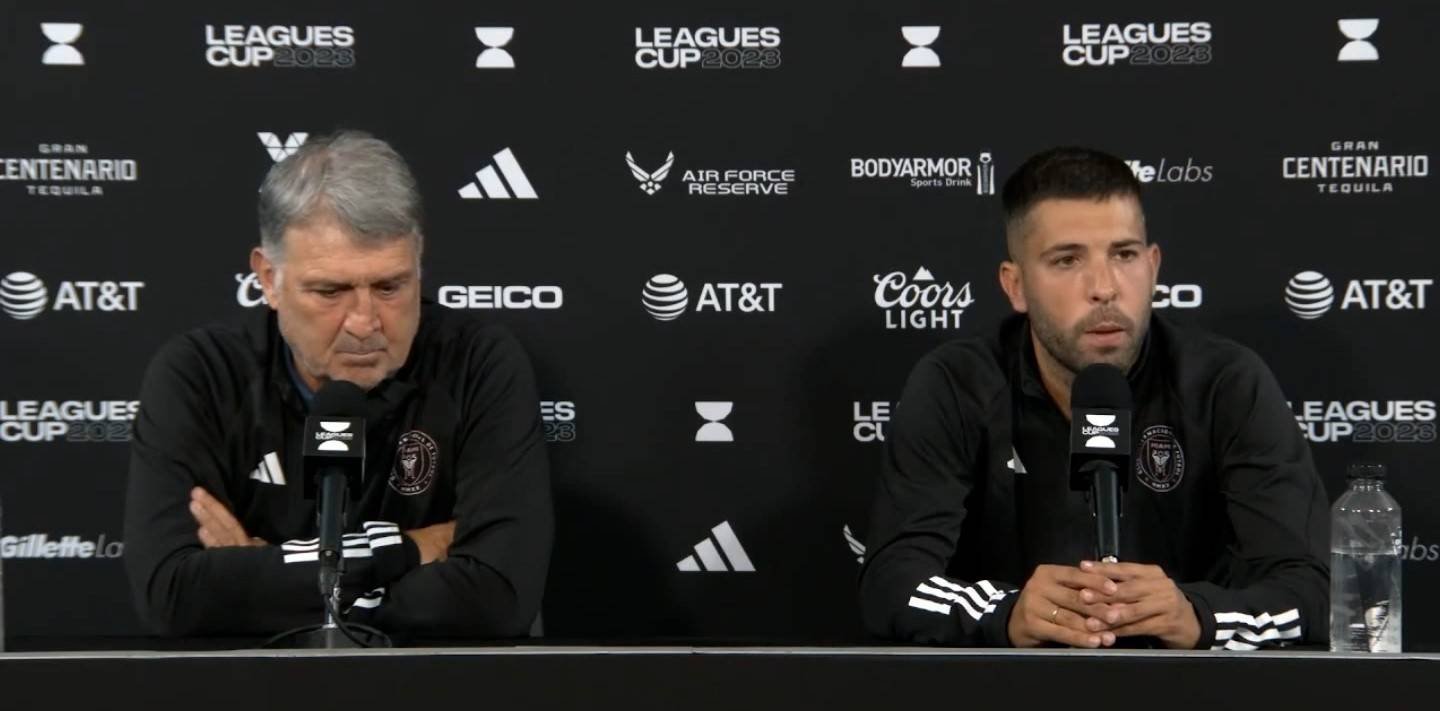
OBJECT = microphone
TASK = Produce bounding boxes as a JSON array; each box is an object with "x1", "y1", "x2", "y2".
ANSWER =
[
  {"x1": 1068, "y1": 364, "x2": 1132, "y2": 563},
  {"x1": 302, "y1": 381, "x2": 367, "y2": 599}
]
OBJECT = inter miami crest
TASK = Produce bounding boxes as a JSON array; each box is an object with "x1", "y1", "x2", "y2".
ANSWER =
[
  {"x1": 1136, "y1": 425, "x2": 1185, "y2": 493},
  {"x1": 390, "y1": 430, "x2": 438, "y2": 496}
]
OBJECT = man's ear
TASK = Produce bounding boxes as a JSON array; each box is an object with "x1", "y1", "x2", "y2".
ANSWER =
[
  {"x1": 249, "y1": 247, "x2": 280, "y2": 311},
  {"x1": 999, "y1": 260, "x2": 1028, "y2": 313}
]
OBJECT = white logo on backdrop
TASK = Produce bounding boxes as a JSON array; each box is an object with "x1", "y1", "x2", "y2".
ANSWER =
[
  {"x1": 458, "y1": 148, "x2": 537, "y2": 199},
  {"x1": 901, "y1": 26, "x2": 940, "y2": 67},
  {"x1": 41, "y1": 23, "x2": 84, "y2": 66},
  {"x1": 695, "y1": 401, "x2": 734, "y2": 442},
  {"x1": 676, "y1": 521, "x2": 755, "y2": 572},
  {"x1": 1337, "y1": 19, "x2": 1379, "y2": 62},
  {"x1": 626, "y1": 152, "x2": 676, "y2": 195},
  {"x1": 642, "y1": 274, "x2": 688, "y2": 321},
  {"x1": 475, "y1": 27, "x2": 515, "y2": 68},
  {"x1": 0, "y1": 272, "x2": 48, "y2": 320},
  {"x1": 258, "y1": 132, "x2": 309, "y2": 162}
]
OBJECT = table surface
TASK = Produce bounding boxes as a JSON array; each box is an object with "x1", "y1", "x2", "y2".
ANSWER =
[{"x1": 2, "y1": 643, "x2": 1438, "y2": 710}]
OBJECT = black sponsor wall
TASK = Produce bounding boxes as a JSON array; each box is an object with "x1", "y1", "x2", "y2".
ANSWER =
[{"x1": 1, "y1": 0, "x2": 1436, "y2": 647}]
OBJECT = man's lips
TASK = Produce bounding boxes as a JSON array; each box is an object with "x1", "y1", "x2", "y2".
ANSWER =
[{"x1": 1086, "y1": 323, "x2": 1126, "y2": 335}]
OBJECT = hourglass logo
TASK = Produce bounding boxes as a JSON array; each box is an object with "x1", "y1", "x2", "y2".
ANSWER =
[
  {"x1": 476, "y1": 27, "x2": 515, "y2": 68},
  {"x1": 901, "y1": 26, "x2": 940, "y2": 68},
  {"x1": 41, "y1": 23, "x2": 84, "y2": 66},
  {"x1": 1337, "y1": 19, "x2": 1378, "y2": 62},
  {"x1": 695, "y1": 401, "x2": 734, "y2": 442}
]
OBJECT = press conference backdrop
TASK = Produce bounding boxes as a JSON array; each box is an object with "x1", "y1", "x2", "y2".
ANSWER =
[{"x1": 1, "y1": 0, "x2": 1436, "y2": 647}]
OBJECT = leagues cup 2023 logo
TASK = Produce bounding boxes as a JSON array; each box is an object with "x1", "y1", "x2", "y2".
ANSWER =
[
  {"x1": 1062, "y1": 21, "x2": 1212, "y2": 67},
  {"x1": 635, "y1": 26, "x2": 781, "y2": 69},
  {"x1": 205, "y1": 24, "x2": 355, "y2": 69}
]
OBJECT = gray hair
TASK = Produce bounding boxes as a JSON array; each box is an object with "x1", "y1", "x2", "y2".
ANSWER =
[{"x1": 258, "y1": 130, "x2": 424, "y2": 263}]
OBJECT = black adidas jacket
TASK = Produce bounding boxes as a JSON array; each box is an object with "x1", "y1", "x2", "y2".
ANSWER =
[
  {"x1": 860, "y1": 314, "x2": 1329, "y2": 649},
  {"x1": 124, "y1": 300, "x2": 553, "y2": 638}
]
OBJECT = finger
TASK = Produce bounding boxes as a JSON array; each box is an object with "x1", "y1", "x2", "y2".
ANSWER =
[
  {"x1": 1107, "y1": 596, "x2": 1171, "y2": 630},
  {"x1": 1109, "y1": 613, "x2": 1168, "y2": 639},
  {"x1": 1034, "y1": 619, "x2": 1106, "y2": 649},
  {"x1": 189, "y1": 498, "x2": 221, "y2": 532},
  {"x1": 1049, "y1": 606, "x2": 1110, "y2": 636},
  {"x1": 193, "y1": 490, "x2": 249, "y2": 543},
  {"x1": 191, "y1": 498, "x2": 247, "y2": 547},
  {"x1": 1081, "y1": 560, "x2": 1163, "y2": 582},
  {"x1": 1083, "y1": 577, "x2": 1165, "y2": 605},
  {"x1": 1049, "y1": 586, "x2": 1118, "y2": 621},
  {"x1": 197, "y1": 525, "x2": 219, "y2": 549},
  {"x1": 1049, "y1": 566, "x2": 1120, "y2": 595}
]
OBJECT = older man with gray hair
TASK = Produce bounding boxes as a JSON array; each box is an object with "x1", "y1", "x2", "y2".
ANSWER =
[{"x1": 124, "y1": 131, "x2": 553, "y2": 639}]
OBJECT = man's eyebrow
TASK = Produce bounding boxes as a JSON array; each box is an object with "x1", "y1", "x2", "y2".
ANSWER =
[
  {"x1": 1039, "y1": 243, "x2": 1085, "y2": 257},
  {"x1": 300, "y1": 278, "x2": 352, "y2": 289}
]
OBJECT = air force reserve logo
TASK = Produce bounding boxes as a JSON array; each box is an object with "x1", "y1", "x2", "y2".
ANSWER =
[
  {"x1": 390, "y1": 430, "x2": 438, "y2": 496},
  {"x1": 626, "y1": 151, "x2": 675, "y2": 195},
  {"x1": 1136, "y1": 425, "x2": 1185, "y2": 492}
]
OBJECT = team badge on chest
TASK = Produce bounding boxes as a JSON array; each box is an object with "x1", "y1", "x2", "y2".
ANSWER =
[
  {"x1": 390, "y1": 430, "x2": 438, "y2": 496},
  {"x1": 1136, "y1": 425, "x2": 1185, "y2": 493}
]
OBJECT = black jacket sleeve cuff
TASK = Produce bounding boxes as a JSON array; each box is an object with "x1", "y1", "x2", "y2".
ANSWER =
[{"x1": 1180, "y1": 583, "x2": 1218, "y2": 650}]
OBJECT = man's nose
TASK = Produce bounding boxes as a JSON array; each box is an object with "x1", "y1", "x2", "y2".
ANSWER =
[
  {"x1": 1087, "y1": 261, "x2": 1119, "y2": 304},
  {"x1": 343, "y1": 288, "x2": 381, "y2": 339}
]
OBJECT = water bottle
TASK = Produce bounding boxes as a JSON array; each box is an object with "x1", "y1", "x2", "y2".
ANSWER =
[{"x1": 1330, "y1": 463, "x2": 1402, "y2": 652}]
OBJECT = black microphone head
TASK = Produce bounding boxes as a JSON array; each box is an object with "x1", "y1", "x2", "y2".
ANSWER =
[
  {"x1": 312, "y1": 380, "x2": 367, "y2": 417},
  {"x1": 1071, "y1": 363, "x2": 1133, "y2": 410}
]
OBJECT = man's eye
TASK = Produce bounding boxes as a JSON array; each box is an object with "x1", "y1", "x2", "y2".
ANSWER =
[
  {"x1": 1116, "y1": 250, "x2": 1139, "y2": 260},
  {"x1": 1053, "y1": 255, "x2": 1078, "y2": 268},
  {"x1": 315, "y1": 289, "x2": 340, "y2": 298}
]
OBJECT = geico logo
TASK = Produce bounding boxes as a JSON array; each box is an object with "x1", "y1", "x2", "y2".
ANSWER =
[
  {"x1": 438, "y1": 285, "x2": 563, "y2": 310},
  {"x1": 1153, "y1": 284, "x2": 1202, "y2": 308}
]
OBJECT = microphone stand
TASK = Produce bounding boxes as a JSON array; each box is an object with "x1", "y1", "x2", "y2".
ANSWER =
[
  {"x1": 262, "y1": 473, "x2": 391, "y2": 649},
  {"x1": 1080, "y1": 460, "x2": 1122, "y2": 563}
]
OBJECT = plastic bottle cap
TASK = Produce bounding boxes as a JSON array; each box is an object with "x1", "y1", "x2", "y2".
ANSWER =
[{"x1": 1346, "y1": 463, "x2": 1387, "y2": 480}]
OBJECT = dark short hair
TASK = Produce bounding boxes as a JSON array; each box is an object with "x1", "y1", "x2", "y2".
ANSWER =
[{"x1": 1001, "y1": 146, "x2": 1144, "y2": 258}]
